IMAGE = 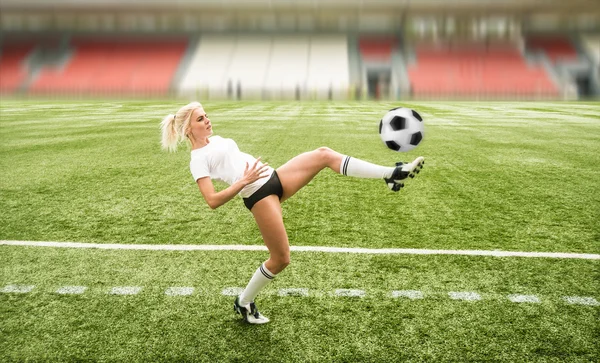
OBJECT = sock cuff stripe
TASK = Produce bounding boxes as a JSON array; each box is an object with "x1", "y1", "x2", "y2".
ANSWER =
[
  {"x1": 260, "y1": 264, "x2": 275, "y2": 280},
  {"x1": 342, "y1": 156, "x2": 351, "y2": 176}
]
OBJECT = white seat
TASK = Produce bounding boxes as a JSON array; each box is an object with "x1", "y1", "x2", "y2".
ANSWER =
[
  {"x1": 178, "y1": 35, "x2": 236, "y2": 97},
  {"x1": 307, "y1": 35, "x2": 350, "y2": 99}
]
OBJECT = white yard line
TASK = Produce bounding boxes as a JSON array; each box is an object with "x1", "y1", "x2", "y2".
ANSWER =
[
  {"x1": 391, "y1": 290, "x2": 424, "y2": 300},
  {"x1": 1, "y1": 285, "x2": 35, "y2": 293},
  {"x1": 221, "y1": 287, "x2": 243, "y2": 296},
  {"x1": 56, "y1": 286, "x2": 88, "y2": 295},
  {"x1": 1, "y1": 284, "x2": 597, "y2": 307},
  {"x1": 335, "y1": 289, "x2": 366, "y2": 297},
  {"x1": 1, "y1": 240, "x2": 599, "y2": 260},
  {"x1": 508, "y1": 294, "x2": 541, "y2": 303},
  {"x1": 109, "y1": 286, "x2": 142, "y2": 295},
  {"x1": 449, "y1": 292, "x2": 482, "y2": 301},
  {"x1": 563, "y1": 296, "x2": 599, "y2": 306},
  {"x1": 165, "y1": 287, "x2": 195, "y2": 296}
]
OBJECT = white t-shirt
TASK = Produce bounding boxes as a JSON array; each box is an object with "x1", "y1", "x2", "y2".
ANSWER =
[{"x1": 189, "y1": 136, "x2": 274, "y2": 198}]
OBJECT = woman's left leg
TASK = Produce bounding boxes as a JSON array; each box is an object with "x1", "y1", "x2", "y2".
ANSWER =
[{"x1": 235, "y1": 195, "x2": 290, "y2": 324}]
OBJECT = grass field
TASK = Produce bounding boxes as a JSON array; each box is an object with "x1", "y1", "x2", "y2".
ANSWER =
[{"x1": 1, "y1": 100, "x2": 599, "y2": 362}]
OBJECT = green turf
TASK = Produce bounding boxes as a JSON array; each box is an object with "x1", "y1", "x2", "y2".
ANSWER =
[
  {"x1": 1, "y1": 100, "x2": 599, "y2": 361},
  {"x1": 1, "y1": 246, "x2": 599, "y2": 362},
  {"x1": 1, "y1": 100, "x2": 599, "y2": 252}
]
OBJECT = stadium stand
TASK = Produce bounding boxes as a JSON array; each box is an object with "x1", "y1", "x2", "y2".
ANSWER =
[
  {"x1": 1, "y1": 33, "x2": 585, "y2": 100},
  {"x1": 178, "y1": 35, "x2": 237, "y2": 98},
  {"x1": 0, "y1": 42, "x2": 35, "y2": 93},
  {"x1": 263, "y1": 35, "x2": 310, "y2": 97},
  {"x1": 407, "y1": 44, "x2": 558, "y2": 97},
  {"x1": 307, "y1": 35, "x2": 350, "y2": 99},
  {"x1": 358, "y1": 36, "x2": 397, "y2": 61},
  {"x1": 0, "y1": 0, "x2": 597, "y2": 100},
  {"x1": 226, "y1": 35, "x2": 272, "y2": 97},
  {"x1": 30, "y1": 38, "x2": 187, "y2": 94},
  {"x1": 178, "y1": 34, "x2": 349, "y2": 99},
  {"x1": 526, "y1": 36, "x2": 579, "y2": 63}
]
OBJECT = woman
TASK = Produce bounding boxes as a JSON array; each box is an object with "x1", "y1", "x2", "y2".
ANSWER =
[{"x1": 161, "y1": 102, "x2": 424, "y2": 324}]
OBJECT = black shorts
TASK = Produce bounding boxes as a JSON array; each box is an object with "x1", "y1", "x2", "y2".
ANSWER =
[{"x1": 243, "y1": 170, "x2": 283, "y2": 210}]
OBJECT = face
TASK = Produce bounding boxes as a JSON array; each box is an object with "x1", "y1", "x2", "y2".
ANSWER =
[{"x1": 188, "y1": 107, "x2": 213, "y2": 139}]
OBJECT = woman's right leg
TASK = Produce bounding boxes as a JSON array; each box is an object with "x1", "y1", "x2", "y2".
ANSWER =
[
  {"x1": 276, "y1": 147, "x2": 343, "y2": 202},
  {"x1": 277, "y1": 147, "x2": 424, "y2": 201}
]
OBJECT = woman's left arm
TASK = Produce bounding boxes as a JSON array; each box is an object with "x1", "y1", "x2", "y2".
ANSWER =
[{"x1": 196, "y1": 158, "x2": 269, "y2": 209}]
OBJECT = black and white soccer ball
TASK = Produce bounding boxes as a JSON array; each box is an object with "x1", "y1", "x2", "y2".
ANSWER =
[{"x1": 379, "y1": 107, "x2": 424, "y2": 152}]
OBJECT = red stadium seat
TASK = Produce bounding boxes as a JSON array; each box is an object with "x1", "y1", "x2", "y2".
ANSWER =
[
  {"x1": 0, "y1": 42, "x2": 36, "y2": 93},
  {"x1": 527, "y1": 36, "x2": 578, "y2": 62},
  {"x1": 30, "y1": 38, "x2": 187, "y2": 95},
  {"x1": 407, "y1": 44, "x2": 559, "y2": 98},
  {"x1": 359, "y1": 37, "x2": 398, "y2": 61}
]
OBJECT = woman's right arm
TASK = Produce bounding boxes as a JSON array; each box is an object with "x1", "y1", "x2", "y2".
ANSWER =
[{"x1": 196, "y1": 158, "x2": 269, "y2": 209}]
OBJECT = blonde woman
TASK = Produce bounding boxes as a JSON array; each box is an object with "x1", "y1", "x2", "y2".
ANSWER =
[{"x1": 161, "y1": 102, "x2": 424, "y2": 324}]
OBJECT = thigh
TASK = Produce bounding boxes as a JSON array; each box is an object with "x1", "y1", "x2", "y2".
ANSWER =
[
  {"x1": 250, "y1": 194, "x2": 289, "y2": 257},
  {"x1": 276, "y1": 149, "x2": 342, "y2": 202}
]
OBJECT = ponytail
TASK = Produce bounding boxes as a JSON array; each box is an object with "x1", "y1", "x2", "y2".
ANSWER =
[
  {"x1": 160, "y1": 114, "x2": 178, "y2": 152},
  {"x1": 160, "y1": 101, "x2": 202, "y2": 152}
]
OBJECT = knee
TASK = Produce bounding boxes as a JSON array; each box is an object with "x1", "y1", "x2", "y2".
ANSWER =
[
  {"x1": 316, "y1": 146, "x2": 333, "y2": 154},
  {"x1": 315, "y1": 146, "x2": 335, "y2": 162}
]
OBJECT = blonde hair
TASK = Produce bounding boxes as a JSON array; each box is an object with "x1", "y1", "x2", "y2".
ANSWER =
[{"x1": 160, "y1": 101, "x2": 202, "y2": 152}]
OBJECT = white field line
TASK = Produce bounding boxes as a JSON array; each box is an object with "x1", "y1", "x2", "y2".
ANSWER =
[
  {"x1": 508, "y1": 294, "x2": 541, "y2": 304},
  {"x1": 165, "y1": 287, "x2": 195, "y2": 296},
  {"x1": 335, "y1": 289, "x2": 365, "y2": 297},
  {"x1": 449, "y1": 292, "x2": 482, "y2": 301},
  {"x1": 563, "y1": 296, "x2": 600, "y2": 306},
  {"x1": 109, "y1": 286, "x2": 142, "y2": 295},
  {"x1": 221, "y1": 287, "x2": 243, "y2": 296},
  {"x1": 1, "y1": 285, "x2": 598, "y2": 307},
  {"x1": 1, "y1": 285, "x2": 35, "y2": 293},
  {"x1": 1, "y1": 240, "x2": 599, "y2": 260},
  {"x1": 56, "y1": 286, "x2": 88, "y2": 295},
  {"x1": 391, "y1": 290, "x2": 424, "y2": 300}
]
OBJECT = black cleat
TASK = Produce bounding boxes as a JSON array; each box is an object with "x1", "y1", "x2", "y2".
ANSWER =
[
  {"x1": 384, "y1": 156, "x2": 425, "y2": 192},
  {"x1": 234, "y1": 296, "x2": 270, "y2": 324}
]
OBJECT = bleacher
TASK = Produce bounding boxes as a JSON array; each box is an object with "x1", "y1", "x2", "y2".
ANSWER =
[
  {"x1": 30, "y1": 38, "x2": 187, "y2": 94},
  {"x1": 178, "y1": 35, "x2": 237, "y2": 97},
  {"x1": 307, "y1": 35, "x2": 350, "y2": 98},
  {"x1": 0, "y1": 42, "x2": 36, "y2": 93},
  {"x1": 178, "y1": 34, "x2": 349, "y2": 99},
  {"x1": 226, "y1": 36, "x2": 272, "y2": 95},
  {"x1": 1, "y1": 34, "x2": 585, "y2": 100},
  {"x1": 407, "y1": 44, "x2": 558, "y2": 97},
  {"x1": 263, "y1": 35, "x2": 310, "y2": 97},
  {"x1": 358, "y1": 37, "x2": 397, "y2": 62},
  {"x1": 526, "y1": 36, "x2": 578, "y2": 63}
]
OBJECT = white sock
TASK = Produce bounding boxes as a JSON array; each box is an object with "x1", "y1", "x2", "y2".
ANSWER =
[
  {"x1": 340, "y1": 155, "x2": 394, "y2": 179},
  {"x1": 239, "y1": 262, "x2": 276, "y2": 306}
]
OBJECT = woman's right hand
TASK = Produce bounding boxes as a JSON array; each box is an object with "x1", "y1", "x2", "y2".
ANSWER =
[{"x1": 242, "y1": 157, "x2": 270, "y2": 186}]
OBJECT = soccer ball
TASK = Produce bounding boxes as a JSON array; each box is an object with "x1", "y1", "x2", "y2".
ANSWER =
[{"x1": 379, "y1": 107, "x2": 424, "y2": 152}]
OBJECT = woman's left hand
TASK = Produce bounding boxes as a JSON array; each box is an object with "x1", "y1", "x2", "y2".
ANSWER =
[{"x1": 241, "y1": 157, "x2": 270, "y2": 186}]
